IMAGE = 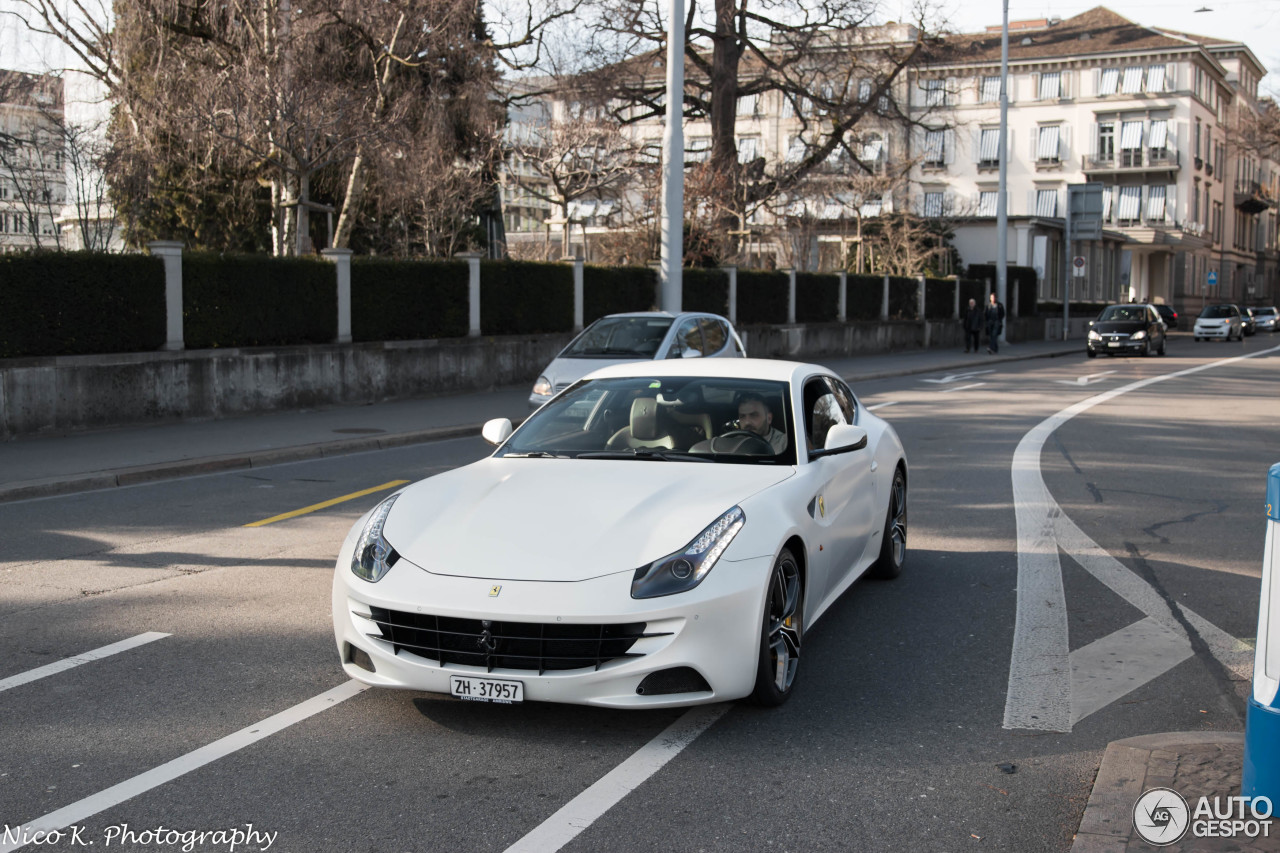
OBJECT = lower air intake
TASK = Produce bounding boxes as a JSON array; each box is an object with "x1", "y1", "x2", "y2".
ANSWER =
[{"x1": 636, "y1": 667, "x2": 711, "y2": 696}]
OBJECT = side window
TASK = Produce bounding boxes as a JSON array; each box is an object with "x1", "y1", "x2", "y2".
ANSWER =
[
  {"x1": 699, "y1": 319, "x2": 728, "y2": 354},
  {"x1": 824, "y1": 377, "x2": 857, "y2": 423},
  {"x1": 803, "y1": 378, "x2": 850, "y2": 451},
  {"x1": 668, "y1": 318, "x2": 704, "y2": 358}
]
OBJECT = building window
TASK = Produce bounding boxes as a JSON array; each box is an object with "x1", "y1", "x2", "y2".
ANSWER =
[
  {"x1": 1097, "y1": 121, "x2": 1116, "y2": 162},
  {"x1": 1035, "y1": 188, "x2": 1058, "y2": 217},
  {"x1": 1037, "y1": 125, "x2": 1062, "y2": 163},
  {"x1": 978, "y1": 127, "x2": 1000, "y2": 167},
  {"x1": 1099, "y1": 68, "x2": 1119, "y2": 95},
  {"x1": 858, "y1": 79, "x2": 872, "y2": 102},
  {"x1": 1146, "y1": 185, "x2": 1166, "y2": 221},
  {"x1": 688, "y1": 137, "x2": 710, "y2": 162},
  {"x1": 980, "y1": 76, "x2": 1000, "y2": 103},
  {"x1": 1212, "y1": 201, "x2": 1223, "y2": 241},
  {"x1": 1148, "y1": 119, "x2": 1169, "y2": 161},
  {"x1": 784, "y1": 136, "x2": 805, "y2": 163},
  {"x1": 1121, "y1": 66, "x2": 1144, "y2": 93},
  {"x1": 1120, "y1": 120, "x2": 1144, "y2": 166},
  {"x1": 923, "y1": 191, "x2": 944, "y2": 217},
  {"x1": 1117, "y1": 186, "x2": 1142, "y2": 222},
  {"x1": 977, "y1": 190, "x2": 998, "y2": 217},
  {"x1": 1192, "y1": 181, "x2": 1201, "y2": 223},
  {"x1": 924, "y1": 79, "x2": 945, "y2": 107},
  {"x1": 737, "y1": 136, "x2": 759, "y2": 163},
  {"x1": 1038, "y1": 71, "x2": 1061, "y2": 100},
  {"x1": 737, "y1": 93, "x2": 758, "y2": 116},
  {"x1": 1101, "y1": 186, "x2": 1113, "y2": 221},
  {"x1": 1145, "y1": 64, "x2": 1166, "y2": 92},
  {"x1": 923, "y1": 129, "x2": 945, "y2": 167},
  {"x1": 1195, "y1": 117, "x2": 1202, "y2": 159}
]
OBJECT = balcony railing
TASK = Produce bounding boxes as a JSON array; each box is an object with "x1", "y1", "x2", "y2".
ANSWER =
[
  {"x1": 1081, "y1": 149, "x2": 1181, "y2": 173},
  {"x1": 1234, "y1": 180, "x2": 1276, "y2": 214}
]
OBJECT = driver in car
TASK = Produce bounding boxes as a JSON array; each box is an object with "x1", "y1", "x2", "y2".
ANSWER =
[{"x1": 736, "y1": 392, "x2": 788, "y2": 454}]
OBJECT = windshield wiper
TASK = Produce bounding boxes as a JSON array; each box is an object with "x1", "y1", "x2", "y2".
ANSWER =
[
  {"x1": 502, "y1": 451, "x2": 569, "y2": 458},
  {"x1": 578, "y1": 449, "x2": 711, "y2": 462}
]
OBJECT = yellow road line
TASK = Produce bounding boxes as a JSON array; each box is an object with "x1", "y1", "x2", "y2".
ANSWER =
[{"x1": 244, "y1": 480, "x2": 409, "y2": 528}]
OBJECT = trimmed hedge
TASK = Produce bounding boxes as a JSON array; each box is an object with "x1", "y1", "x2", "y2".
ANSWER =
[
  {"x1": 736, "y1": 270, "x2": 789, "y2": 325},
  {"x1": 682, "y1": 268, "x2": 729, "y2": 315},
  {"x1": 1038, "y1": 301, "x2": 1114, "y2": 318},
  {"x1": 0, "y1": 251, "x2": 166, "y2": 358},
  {"x1": 183, "y1": 252, "x2": 336, "y2": 348},
  {"x1": 845, "y1": 274, "x2": 883, "y2": 321},
  {"x1": 967, "y1": 264, "x2": 1038, "y2": 315},
  {"x1": 351, "y1": 258, "x2": 468, "y2": 342},
  {"x1": 584, "y1": 264, "x2": 655, "y2": 324},
  {"x1": 887, "y1": 276, "x2": 919, "y2": 320},
  {"x1": 958, "y1": 279, "x2": 988, "y2": 310},
  {"x1": 924, "y1": 278, "x2": 957, "y2": 320},
  {"x1": 795, "y1": 273, "x2": 840, "y2": 323},
  {"x1": 480, "y1": 260, "x2": 573, "y2": 336}
]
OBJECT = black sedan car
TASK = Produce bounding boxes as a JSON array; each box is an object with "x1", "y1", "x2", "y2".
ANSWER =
[
  {"x1": 1087, "y1": 304, "x2": 1167, "y2": 357},
  {"x1": 1154, "y1": 304, "x2": 1179, "y2": 329},
  {"x1": 1241, "y1": 307, "x2": 1257, "y2": 336}
]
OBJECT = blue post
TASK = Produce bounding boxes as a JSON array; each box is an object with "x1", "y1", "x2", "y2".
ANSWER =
[{"x1": 1243, "y1": 463, "x2": 1280, "y2": 802}]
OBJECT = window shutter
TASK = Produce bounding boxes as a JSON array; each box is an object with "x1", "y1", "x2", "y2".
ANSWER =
[
  {"x1": 1167, "y1": 184, "x2": 1177, "y2": 223},
  {"x1": 946, "y1": 77, "x2": 957, "y2": 105},
  {"x1": 1061, "y1": 71, "x2": 1072, "y2": 98},
  {"x1": 1166, "y1": 63, "x2": 1177, "y2": 91},
  {"x1": 972, "y1": 128, "x2": 982, "y2": 162},
  {"x1": 945, "y1": 129, "x2": 956, "y2": 164},
  {"x1": 1027, "y1": 189, "x2": 1036, "y2": 215},
  {"x1": 1092, "y1": 68, "x2": 1100, "y2": 96},
  {"x1": 1030, "y1": 130, "x2": 1038, "y2": 161},
  {"x1": 1031, "y1": 73, "x2": 1040, "y2": 99},
  {"x1": 1088, "y1": 123, "x2": 1098, "y2": 157},
  {"x1": 1061, "y1": 125, "x2": 1072, "y2": 160}
]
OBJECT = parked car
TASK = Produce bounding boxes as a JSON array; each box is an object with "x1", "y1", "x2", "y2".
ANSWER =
[
  {"x1": 333, "y1": 359, "x2": 908, "y2": 708},
  {"x1": 1153, "y1": 304, "x2": 1179, "y2": 329},
  {"x1": 529, "y1": 312, "x2": 746, "y2": 408},
  {"x1": 1240, "y1": 307, "x2": 1258, "y2": 336},
  {"x1": 1193, "y1": 304, "x2": 1244, "y2": 341},
  {"x1": 1253, "y1": 306, "x2": 1278, "y2": 333},
  {"x1": 1086, "y1": 303, "x2": 1167, "y2": 357}
]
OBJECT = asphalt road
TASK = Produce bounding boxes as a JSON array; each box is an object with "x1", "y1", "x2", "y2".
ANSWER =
[{"x1": 1, "y1": 333, "x2": 1277, "y2": 852}]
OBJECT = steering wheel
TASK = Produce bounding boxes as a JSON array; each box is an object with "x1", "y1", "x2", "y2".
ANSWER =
[{"x1": 709, "y1": 430, "x2": 774, "y2": 455}]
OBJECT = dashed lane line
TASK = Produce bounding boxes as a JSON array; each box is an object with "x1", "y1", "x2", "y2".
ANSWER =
[
  {"x1": 0, "y1": 680, "x2": 368, "y2": 853},
  {"x1": 0, "y1": 633, "x2": 170, "y2": 694},
  {"x1": 243, "y1": 480, "x2": 409, "y2": 527}
]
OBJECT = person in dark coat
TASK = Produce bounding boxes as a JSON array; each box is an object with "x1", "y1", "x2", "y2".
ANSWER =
[
  {"x1": 963, "y1": 297, "x2": 983, "y2": 353},
  {"x1": 985, "y1": 292, "x2": 1006, "y2": 354}
]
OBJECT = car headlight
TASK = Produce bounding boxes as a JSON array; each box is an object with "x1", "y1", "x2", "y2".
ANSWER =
[
  {"x1": 1088, "y1": 330, "x2": 1102, "y2": 341},
  {"x1": 532, "y1": 376, "x2": 552, "y2": 397},
  {"x1": 631, "y1": 506, "x2": 745, "y2": 599},
  {"x1": 1131, "y1": 330, "x2": 1147, "y2": 340},
  {"x1": 351, "y1": 494, "x2": 400, "y2": 583}
]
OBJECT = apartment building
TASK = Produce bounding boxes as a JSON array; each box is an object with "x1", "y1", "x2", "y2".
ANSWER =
[
  {"x1": 0, "y1": 69, "x2": 65, "y2": 252},
  {"x1": 910, "y1": 7, "x2": 1278, "y2": 311}
]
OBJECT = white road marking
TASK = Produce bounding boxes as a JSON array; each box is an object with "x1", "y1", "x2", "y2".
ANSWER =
[
  {"x1": 1069, "y1": 616, "x2": 1191, "y2": 725},
  {"x1": 1005, "y1": 344, "x2": 1279, "y2": 731},
  {"x1": 0, "y1": 680, "x2": 367, "y2": 853},
  {"x1": 504, "y1": 703, "x2": 730, "y2": 853},
  {"x1": 1054, "y1": 371, "x2": 1117, "y2": 386},
  {"x1": 0, "y1": 633, "x2": 171, "y2": 693},
  {"x1": 940, "y1": 382, "x2": 987, "y2": 394},
  {"x1": 920, "y1": 370, "x2": 995, "y2": 385},
  {"x1": 866, "y1": 402, "x2": 897, "y2": 411}
]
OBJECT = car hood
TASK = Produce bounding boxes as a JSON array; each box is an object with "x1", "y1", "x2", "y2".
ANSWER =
[
  {"x1": 544, "y1": 357, "x2": 650, "y2": 388},
  {"x1": 382, "y1": 458, "x2": 794, "y2": 582},
  {"x1": 1093, "y1": 321, "x2": 1147, "y2": 334}
]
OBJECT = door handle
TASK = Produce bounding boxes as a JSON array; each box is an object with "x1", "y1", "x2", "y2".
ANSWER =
[{"x1": 870, "y1": 461, "x2": 879, "y2": 472}]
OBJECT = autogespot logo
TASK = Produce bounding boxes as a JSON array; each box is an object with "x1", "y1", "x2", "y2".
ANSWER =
[{"x1": 1134, "y1": 787, "x2": 1190, "y2": 846}]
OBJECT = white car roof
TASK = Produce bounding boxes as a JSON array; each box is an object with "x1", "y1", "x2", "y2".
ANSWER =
[{"x1": 582, "y1": 357, "x2": 824, "y2": 384}]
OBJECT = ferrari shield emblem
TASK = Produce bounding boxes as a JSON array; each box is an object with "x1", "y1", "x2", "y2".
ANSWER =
[
  {"x1": 489, "y1": 585, "x2": 502, "y2": 597},
  {"x1": 818, "y1": 496, "x2": 825, "y2": 518}
]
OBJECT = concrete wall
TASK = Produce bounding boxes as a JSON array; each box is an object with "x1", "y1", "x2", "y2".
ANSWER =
[{"x1": 0, "y1": 316, "x2": 1048, "y2": 439}]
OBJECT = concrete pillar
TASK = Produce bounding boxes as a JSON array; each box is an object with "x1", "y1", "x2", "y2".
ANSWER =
[
  {"x1": 149, "y1": 241, "x2": 184, "y2": 351},
  {"x1": 572, "y1": 257, "x2": 584, "y2": 331},
  {"x1": 881, "y1": 275, "x2": 890, "y2": 320},
  {"x1": 787, "y1": 268, "x2": 796, "y2": 324},
  {"x1": 459, "y1": 253, "x2": 482, "y2": 337},
  {"x1": 953, "y1": 279, "x2": 960, "y2": 319},
  {"x1": 723, "y1": 266, "x2": 738, "y2": 323},
  {"x1": 917, "y1": 275, "x2": 926, "y2": 322},
  {"x1": 838, "y1": 271, "x2": 847, "y2": 322},
  {"x1": 1015, "y1": 224, "x2": 1032, "y2": 267},
  {"x1": 321, "y1": 248, "x2": 353, "y2": 344}
]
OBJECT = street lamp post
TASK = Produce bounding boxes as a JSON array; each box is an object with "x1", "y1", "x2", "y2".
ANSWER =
[
  {"x1": 658, "y1": 0, "x2": 685, "y2": 313},
  {"x1": 996, "y1": 0, "x2": 1009, "y2": 343}
]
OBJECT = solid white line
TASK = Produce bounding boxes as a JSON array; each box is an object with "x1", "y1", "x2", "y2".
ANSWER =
[
  {"x1": 0, "y1": 680, "x2": 367, "y2": 853},
  {"x1": 1004, "y1": 343, "x2": 1280, "y2": 731},
  {"x1": 940, "y1": 382, "x2": 987, "y2": 393},
  {"x1": 504, "y1": 703, "x2": 730, "y2": 853},
  {"x1": 865, "y1": 401, "x2": 897, "y2": 411},
  {"x1": 0, "y1": 632, "x2": 171, "y2": 694}
]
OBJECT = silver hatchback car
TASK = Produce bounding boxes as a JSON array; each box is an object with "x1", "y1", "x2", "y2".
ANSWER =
[{"x1": 529, "y1": 312, "x2": 746, "y2": 408}]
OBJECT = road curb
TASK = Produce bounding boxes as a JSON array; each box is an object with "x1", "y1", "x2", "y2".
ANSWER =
[
  {"x1": 1070, "y1": 732, "x2": 1245, "y2": 852},
  {"x1": 0, "y1": 345, "x2": 1079, "y2": 503}
]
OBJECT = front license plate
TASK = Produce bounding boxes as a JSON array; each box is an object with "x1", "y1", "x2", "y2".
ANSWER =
[
  {"x1": 1107, "y1": 342, "x2": 1119, "y2": 347},
  {"x1": 450, "y1": 675, "x2": 523, "y2": 704}
]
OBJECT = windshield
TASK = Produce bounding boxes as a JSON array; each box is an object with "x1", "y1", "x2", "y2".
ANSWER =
[
  {"x1": 1099, "y1": 306, "x2": 1148, "y2": 322},
  {"x1": 561, "y1": 317, "x2": 674, "y2": 359},
  {"x1": 1200, "y1": 305, "x2": 1237, "y2": 319},
  {"x1": 496, "y1": 376, "x2": 796, "y2": 465},
  {"x1": 1255, "y1": 307, "x2": 1277, "y2": 317}
]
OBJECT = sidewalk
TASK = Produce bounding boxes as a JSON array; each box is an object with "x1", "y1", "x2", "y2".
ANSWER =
[{"x1": 0, "y1": 338, "x2": 1080, "y2": 503}]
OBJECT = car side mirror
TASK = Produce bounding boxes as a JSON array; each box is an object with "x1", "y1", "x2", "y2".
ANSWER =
[
  {"x1": 482, "y1": 418, "x2": 513, "y2": 446},
  {"x1": 809, "y1": 424, "x2": 868, "y2": 460}
]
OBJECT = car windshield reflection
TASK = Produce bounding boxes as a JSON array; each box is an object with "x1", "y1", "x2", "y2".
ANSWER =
[
  {"x1": 496, "y1": 376, "x2": 796, "y2": 464},
  {"x1": 561, "y1": 317, "x2": 674, "y2": 359}
]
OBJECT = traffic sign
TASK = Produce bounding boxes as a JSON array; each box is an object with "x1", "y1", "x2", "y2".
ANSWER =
[
  {"x1": 1208, "y1": 270, "x2": 1219, "y2": 287},
  {"x1": 1073, "y1": 255, "x2": 1087, "y2": 278}
]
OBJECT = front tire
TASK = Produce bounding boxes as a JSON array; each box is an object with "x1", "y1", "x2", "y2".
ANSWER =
[
  {"x1": 746, "y1": 548, "x2": 803, "y2": 706},
  {"x1": 869, "y1": 467, "x2": 907, "y2": 580}
]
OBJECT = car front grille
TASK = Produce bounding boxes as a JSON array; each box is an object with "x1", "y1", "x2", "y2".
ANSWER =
[{"x1": 366, "y1": 607, "x2": 667, "y2": 674}]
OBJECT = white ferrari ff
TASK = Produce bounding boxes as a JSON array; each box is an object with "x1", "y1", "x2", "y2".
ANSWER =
[{"x1": 332, "y1": 359, "x2": 907, "y2": 708}]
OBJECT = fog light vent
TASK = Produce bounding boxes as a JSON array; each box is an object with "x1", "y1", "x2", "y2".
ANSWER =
[
  {"x1": 346, "y1": 643, "x2": 376, "y2": 673},
  {"x1": 636, "y1": 667, "x2": 710, "y2": 696}
]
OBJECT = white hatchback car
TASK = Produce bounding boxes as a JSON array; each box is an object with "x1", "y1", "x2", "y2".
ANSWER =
[
  {"x1": 1193, "y1": 304, "x2": 1245, "y2": 341},
  {"x1": 529, "y1": 312, "x2": 746, "y2": 408}
]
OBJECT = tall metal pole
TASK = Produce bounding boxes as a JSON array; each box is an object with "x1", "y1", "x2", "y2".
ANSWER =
[
  {"x1": 659, "y1": 0, "x2": 685, "y2": 313},
  {"x1": 996, "y1": 0, "x2": 1009, "y2": 343}
]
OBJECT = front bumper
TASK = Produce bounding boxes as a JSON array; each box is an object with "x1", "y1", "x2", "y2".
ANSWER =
[
  {"x1": 1087, "y1": 337, "x2": 1148, "y2": 354},
  {"x1": 1194, "y1": 324, "x2": 1232, "y2": 338},
  {"x1": 332, "y1": 544, "x2": 771, "y2": 708}
]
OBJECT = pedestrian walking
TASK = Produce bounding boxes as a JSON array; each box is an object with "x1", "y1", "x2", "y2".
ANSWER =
[
  {"x1": 963, "y1": 297, "x2": 983, "y2": 353},
  {"x1": 985, "y1": 292, "x2": 1006, "y2": 354}
]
